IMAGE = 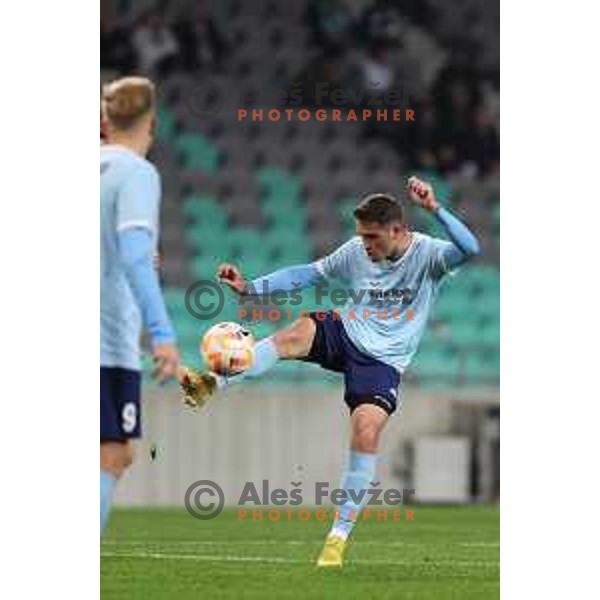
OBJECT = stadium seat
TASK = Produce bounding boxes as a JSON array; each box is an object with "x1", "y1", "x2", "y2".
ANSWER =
[
  {"x1": 262, "y1": 228, "x2": 312, "y2": 261},
  {"x1": 261, "y1": 192, "x2": 304, "y2": 209},
  {"x1": 155, "y1": 102, "x2": 177, "y2": 142},
  {"x1": 461, "y1": 266, "x2": 500, "y2": 292},
  {"x1": 276, "y1": 244, "x2": 312, "y2": 264},
  {"x1": 338, "y1": 197, "x2": 358, "y2": 235},
  {"x1": 475, "y1": 290, "x2": 500, "y2": 319},
  {"x1": 256, "y1": 166, "x2": 303, "y2": 199},
  {"x1": 478, "y1": 320, "x2": 501, "y2": 347},
  {"x1": 464, "y1": 352, "x2": 499, "y2": 382},
  {"x1": 182, "y1": 195, "x2": 228, "y2": 227},
  {"x1": 492, "y1": 203, "x2": 500, "y2": 233},
  {"x1": 412, "y1": 349, "x2": 461, "y2": 381},
  {"x1": 450, "y1": 322, "x2": 483, "y2": 347},
  {"x1": 175, "y1": 133, "x2": 221, "y2": 172},
  {"x1": 263, "y1": 208, "x2": 305, "y2": 227},
  {"x1": 163, "y1": 287, "x2": 187, "y2": 315},
  {"x1": 188, "y1": 251, "x2": 219, "y2": 272},
  {"x1": 433, "y1": 291, "x2": 467, "y2": 321},
  {"x1": 185, "y1": 226, "x2": 231, "y2": 253}
]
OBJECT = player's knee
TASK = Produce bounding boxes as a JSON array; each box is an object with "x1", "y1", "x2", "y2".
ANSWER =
[
  {"x1": 101, "y1": 442, "x2": 134, "y2": 477},
  {"x1": 350, "y1": 404, "x2": 388, "y2": 452},
  {"x1": 352, "y1": 433, "x2": 379, "y2": 453},
  {"x1": 275, "y1": 318, "x2": 315, "y2": 357},
  {"x1": 121, "y1": 443, "x2": 134, "y2": 469},
  {"x1": 351, "y1": 421, "x2": 381, "y2": 453}
]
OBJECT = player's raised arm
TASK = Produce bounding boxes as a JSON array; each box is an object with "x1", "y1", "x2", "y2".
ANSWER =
[
  {"x1": 407, "y1": 176, "x2": 481, "y2": 271},
  {"x1": 217, "y1": 261, "x2": 325, "y2": 295}
]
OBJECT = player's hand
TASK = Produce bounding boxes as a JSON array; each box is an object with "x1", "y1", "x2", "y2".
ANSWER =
[
  {"x1": 216, "y1": 263, "x2": 246, "y2": 294},
  {"x1": 406, "y1": 176, "x2": 439, "y2": 212},
  {"x1": 152, "y1": 343, "x2": 180, "y2": 383}
]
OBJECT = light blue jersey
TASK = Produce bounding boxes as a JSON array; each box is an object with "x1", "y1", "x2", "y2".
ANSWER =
[
  {"x1": 315, "y1": 233, "x2": 455, "y2": 372},
  {"x1": 100, "y1": 145, "x2": 160, "y2": 371}
]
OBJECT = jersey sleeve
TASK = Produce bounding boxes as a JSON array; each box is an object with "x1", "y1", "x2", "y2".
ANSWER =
[
  {"x1": 116, "y1": 162, "x2": 161, "y2": 234},
  {"x1": 427, "y1": 207, "x2": 481, "y2": 279},
  {"x1": 427, "y1": 237, "x2": 458, "y2": 280},
  {"x1": 315, "y1": 238, "x2": 359, "y2": 283}
]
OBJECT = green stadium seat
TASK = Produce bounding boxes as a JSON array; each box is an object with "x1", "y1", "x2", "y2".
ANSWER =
[
  {"x1": 182, "y1": 195, "x2": 228, "y2": 227},
  {"x1": 418, "y1": 217, "x2": 447, "y2": 238},
  {"x1": 264, "y1": 221, "x2": 307, "y2": 240},
  {"x1": 412, "y1": 349, "x2": 461, "y2": 381},
  {"x1": 263, "y1": 209, "x2": 306, "y2": 229},
  {"x1": 433, "y1": 292, "x2": 467, "y2": 321},
  {"x1": 464, "y1": 351, "x2": 499, "y2": 382},
  {"x1": 262, "y1": 198, "x2": 306, "y2": 222},
  {"x1": 155, "y1": 102, "x2": 177, "y2": 142},
  {"x1": 164, "y1": 287, "x2": 186, "y2": 312},
  {"x1": 277, "y1": 245, "x2": 312, "y2": 264},
  {"x1": 227, "y1": 228, "x2": 270, "y2": 258},
  {"x1": 450, "y1": 322, "x2": 483, "y2": 347},
  {"x1": 262, "y1": 228, "x2": 311, "y2": 261},
  {"x1": 175, "y1": 133, "x2": 220, "y2": 172},
  {"x1": 338, "y1": 197, "x2": 358, "y2": 236},
  {"x1": 175, "y1": 323, "x2": 201, "y2": 346},
  {"x1": 474, "y1": 291, "x2": 500, "y2": 320},
  {"x1": 256, "y1": 167, "x2": 303, "y2": 200},
  {"x1": 492, "y1": 203, "x2": 500, "y2": 234},
  {"x1": 237, "y1": 255, "x2": 276, "y2": 279},
  {"x1": 185, "y1": 228, "x2": 232, "y2": 254},
  {"x1": 478, "y1": 320, "x2": 500, "y2": 346},
  {"x1": 189, "y1": 255, "x2": 223, "y2": 279},
  {"x1": 461, "y1": 266, "x2": 500, "y2": 292},
  {"x1": 256, "y1": 166, "x2": 299, "y2": 183}
]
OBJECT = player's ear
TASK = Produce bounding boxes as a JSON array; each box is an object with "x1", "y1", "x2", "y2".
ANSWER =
[{"x1": 391, "y1": 222, "x2": 403, "y2": 236}]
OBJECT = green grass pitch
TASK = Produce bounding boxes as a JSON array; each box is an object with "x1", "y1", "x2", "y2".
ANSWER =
[{"x1": 101, "y1": 506, "x2": 499, "y2": 599}]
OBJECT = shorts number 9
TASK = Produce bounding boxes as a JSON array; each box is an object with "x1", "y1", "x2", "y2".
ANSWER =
[{"x1": 122, "y1": 402, "x2": 138, "y2": 433}]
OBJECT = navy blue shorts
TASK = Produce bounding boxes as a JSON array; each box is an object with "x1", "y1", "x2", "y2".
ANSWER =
[
  {"x1": 302, "y1": 311, "x2": 401, "y2": 416},
  {"x1": 100, "y1": 367, "x2": 142, "y2": 441}
]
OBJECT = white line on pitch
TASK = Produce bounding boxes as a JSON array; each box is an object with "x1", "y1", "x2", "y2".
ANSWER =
[
  {"x1": 102, "y1": 540, "x2": 499, "y2": 548},
  {"x1": 101, "y1": 551, "x2": 499, "y2": 567},
  {"x1": 101, "y1": 552, "x2": 303, "y2": 564}
]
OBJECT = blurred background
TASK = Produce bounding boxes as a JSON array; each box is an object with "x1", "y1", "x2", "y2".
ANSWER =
[{"x1": 101, "y1": 0, "x2": 499, "y2": 507}]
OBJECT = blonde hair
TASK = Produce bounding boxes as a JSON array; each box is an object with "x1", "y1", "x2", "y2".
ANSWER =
[{"x1": 101, "y1": 76, "x2": 156, "y2": 132}]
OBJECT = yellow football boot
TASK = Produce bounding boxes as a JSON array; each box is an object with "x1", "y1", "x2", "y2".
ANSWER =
[
  {"x1": 178, "y1": 367, "x2": 218, "y2": 409},
  {"x1": 316, "y1": 534, "x2": 347, "y2": 568}
]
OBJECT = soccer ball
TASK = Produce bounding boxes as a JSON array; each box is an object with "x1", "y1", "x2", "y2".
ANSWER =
[{"x1": 201, "y1": 322, "x2": 255, "y2": 375}]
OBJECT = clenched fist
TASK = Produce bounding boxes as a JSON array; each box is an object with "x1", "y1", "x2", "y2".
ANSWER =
[
  {"x1": 216, "y1": 263, "x2": 247, "y2": 294},
  {"x1": 406, "y1": 176, "x2": 440, "y2": 212}
]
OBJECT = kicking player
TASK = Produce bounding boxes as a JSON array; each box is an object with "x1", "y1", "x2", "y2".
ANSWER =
[
  {"x1": 180, "y1": 177, "x2": 480, "y2": 566},
  {"x1": 101, "y1": 77, "x2": 179, "y2": 536}
]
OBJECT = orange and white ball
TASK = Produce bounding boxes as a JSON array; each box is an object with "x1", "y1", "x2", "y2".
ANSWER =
[{"x1": 201, "y1": 322, "x2": 255, "y2": 375}]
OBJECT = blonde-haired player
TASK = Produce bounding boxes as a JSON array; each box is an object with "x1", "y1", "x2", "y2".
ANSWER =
[{"x1": 100, "y1": 77, "x2": 179, "y2": 535}]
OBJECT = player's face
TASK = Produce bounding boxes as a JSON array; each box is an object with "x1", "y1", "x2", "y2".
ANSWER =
[{"x1": 355, "y1": 220, "x2": 406, "y2": 261}]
